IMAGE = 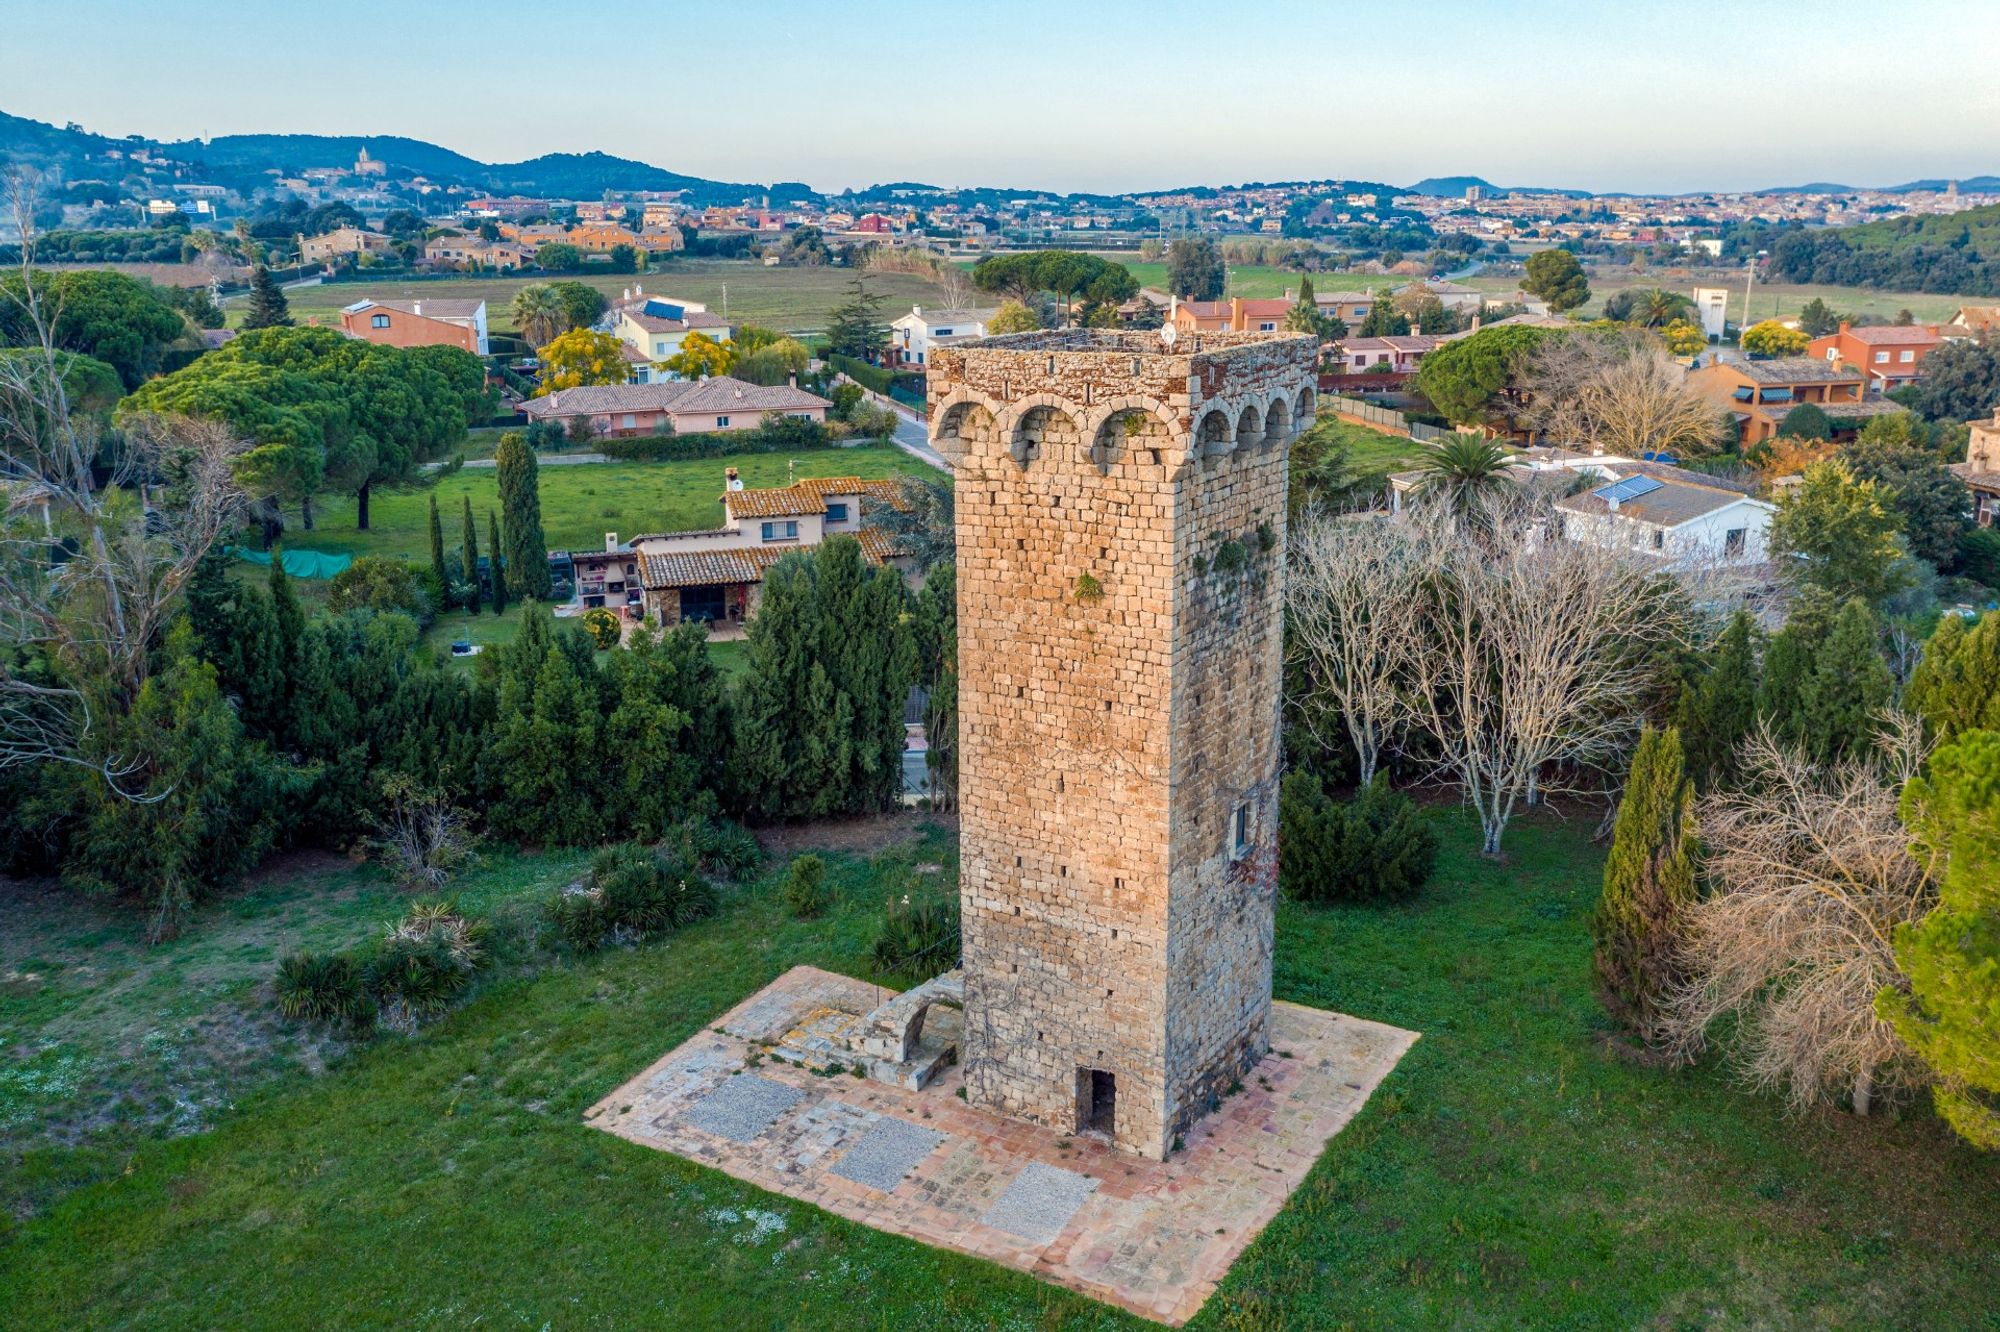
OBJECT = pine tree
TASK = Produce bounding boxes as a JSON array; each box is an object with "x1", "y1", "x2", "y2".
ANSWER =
[
  {"x1": 493, "y1": 432, "x2": 552, "y2": 600},
  {"x1": 1677, "y1": 610, "x2": 1760, "y2": 788},
  {"x1": 487, "y1": 510, "x2": 508, "y2": 615},
  {"x1": 427, "y1": 494, "x2": 449, "y2": 602},
  {"x1": 1593, "y1": 726, "x2": 1698, "y2": 1036},
  {"x1": 1880, "y1": 730, "x2": 2000, "y2": 1149},
  {"x1": 242, "y1": 264, "x2": 293, "y2": 330},
  {"x1": 1905, "y1": 613, "x2": 2000, "y2": 744},
  {"x1": 1799, "y1": 598, "x2": 1893, "y2": 763},
  {"x1": 460, "y1": 495, "x2": 482, "y2": 614}
]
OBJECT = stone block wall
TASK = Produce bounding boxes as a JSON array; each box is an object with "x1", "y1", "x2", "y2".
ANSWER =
[{"x1": 927, "y1": 330, "x2": 1317, "y2": 1159}]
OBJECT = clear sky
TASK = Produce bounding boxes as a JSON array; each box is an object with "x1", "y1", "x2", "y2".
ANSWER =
[{"x1": 6, "y1": 0, "x2": 1997, "y2": 195}]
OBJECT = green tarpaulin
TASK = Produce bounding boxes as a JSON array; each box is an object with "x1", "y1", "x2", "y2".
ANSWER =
[{"x1": 230, "y1": 547, "x2": 354, "y2": 580}]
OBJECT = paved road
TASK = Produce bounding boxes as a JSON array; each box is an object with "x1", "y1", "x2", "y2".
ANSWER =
[
  {"x1": 455, "y1": 451, "x2": 608, "y2": 469},
  {"x1": 892, "y1": 413, "x2": 947, "y2": 470}
]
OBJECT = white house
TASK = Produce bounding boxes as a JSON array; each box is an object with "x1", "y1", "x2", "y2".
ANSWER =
[
  {"x1": 887, "y1": 306, "x2": 996, "y2": 369},
  {"x1": 1554, "y1": 472, "x2": 1773, "y2": 567}
]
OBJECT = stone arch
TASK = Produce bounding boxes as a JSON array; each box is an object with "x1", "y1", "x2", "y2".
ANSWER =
[
  {"x1": 930, "y1": 389, "x2": 1003, "y2": 465},
  {"x1": 1084, "y1": 395, "x2": 1179, "y2": 474},
  {"x1": 1195, "y1": 406, "x2": 1234, "y2": 460},
  {"x1": 1262, "y1": 394, "x2": 1292, "y2": 448},
  {"x1": 859, "y1": 968, "x2": 965, "y2": 1064},
  {"x1": 1002, "y1": 396, "x2": 1083, "y2": 469},
  {"x1": 1294, "y1": 384, "x2": 1318, "y2": 425},
  {"x1": 1234, "y1": 402, "x2": 1264, "y2": 452}
]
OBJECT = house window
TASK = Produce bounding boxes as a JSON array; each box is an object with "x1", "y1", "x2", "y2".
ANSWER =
[
  {"x1": 716, "y1": 416, "x2": 731, "y2": 429},
  {"x1": 761, "y1": 520, "x2": 798, "y2": 542},
  {"x1": 1900, "y1": 350, "x2": 1915, "y2": 363},
  {"x1": 825, "y1": 502, "x2": 848, "y2": 523},
  {"x1": 1259, "y1": 322, "x2": 1276, "y2": 331},
  {"x1": 1874, "y1": 351, "x2": 1889, "y2": 364},
  {"x1": 370, "y1": 313, "x2": 390, "y2": 328},
  {"x1": 1652, "y1": 529, "x2": 1665, "y2": 550},
  {"x1": 621, "y1": 413, "x2": 636, "y2": 430},
  {"x1": 1231, "y1": 803, "x2": 1252, "y2": 858},
  {"x1": 1827, "y1": 348, "x2": 1839, "y2": 360},
  {"x1": 934, "y1": 328, "x2": 953, "y2": 337},
  {"x1": 1724, "y1": 528, "x2": 1746, "y2": 558}
]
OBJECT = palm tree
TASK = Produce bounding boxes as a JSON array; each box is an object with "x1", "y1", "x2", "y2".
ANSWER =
[
  {"x1": 1413, "y1": 437, "x2": 1522, "y2": 519},
  {"x1": 1636, "y1": 288, "x2": 1692, "y2": 329},
  {"x1": 511, "y1": 283, "x2": 566, "y2": 350}
]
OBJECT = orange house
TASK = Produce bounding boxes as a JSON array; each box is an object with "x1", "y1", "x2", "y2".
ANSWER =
[
  {"x1": 340, "y1": 299, "x2": 489, "y2": 355},
  {"x1": 1169, "y1": 296, "x2": 1296, "y2": 333},
  {"x1": 1804, "y1": 321, "x2": 1945, "y2": 392}
]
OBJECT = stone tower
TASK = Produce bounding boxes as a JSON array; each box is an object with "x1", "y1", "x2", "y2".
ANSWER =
[{"x1": 926, "y1": 328, "x2": 1319, "y2": 1159}]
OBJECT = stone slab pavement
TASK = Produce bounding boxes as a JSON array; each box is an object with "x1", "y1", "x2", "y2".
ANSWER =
[{"x1": 585, "y1": 965, "x2": 1418, "y2": 1326}]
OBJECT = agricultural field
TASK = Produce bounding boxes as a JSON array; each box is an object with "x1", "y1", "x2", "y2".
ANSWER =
[
  {"x1": 3, "y1": 810, "x2": 1994, "y2": 1328},
  {"x1": 233, "y1": 259, "x2": 956, "y2": 337}
]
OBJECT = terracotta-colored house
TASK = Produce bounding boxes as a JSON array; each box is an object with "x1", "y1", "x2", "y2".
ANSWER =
[
  {"x1": 339, "y1": 298, "x2": 489, "y2": 355},
  {"x1": 1685, "y1": 355, "x2": 1898, "y2": 446},
  {"x1": 1805, "y1": 321, "x2": 1945, "y2": 392},
  {"x1": 1171, "y1": 296, "x2": 1295, "y2": 333},
  {"x1": 1951, "y1": 406, "x2": 2000, "y2": 527},
  {"x1": 518, "y1": 377, "x2": 829, "y2": 437},
  {"x1": 630, "y1": 474, "x2": 909, "y2": 626}
]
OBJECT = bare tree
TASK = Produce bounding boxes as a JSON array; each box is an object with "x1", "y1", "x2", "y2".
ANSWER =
[
  {"x1": 1526, "y1": 328, "x2": 1725, "y2": 458},
  {"x1": 0, "y1": 172, "x2": 247, "y2": 792},
  {"x1": 1285, "y1": 508, "x2": 1423, "y2": 784},
  {"x1": 1660, "y1": 716, "x2": 1937, "y2": 1117},
  {"x1": 1398, "y1": 495, "x2": 1694, "y2": 855}
]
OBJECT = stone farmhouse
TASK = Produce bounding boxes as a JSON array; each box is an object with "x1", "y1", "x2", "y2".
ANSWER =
[
  {"x1": 1952, "y1": 406, "x2": 2000, "y2": 527},
  {"x1": 926, "y1": 327, "x2": 1320, "y2": 1159},
  {"x1": 299, "y1": 226, "x2": 389, "y2": 265},
  {"x1": 598, "y1": 473, "x2": 910, "y2": 625},
  {"x1": 517, "y1": 377, "x2": 829, "y2": 438}
]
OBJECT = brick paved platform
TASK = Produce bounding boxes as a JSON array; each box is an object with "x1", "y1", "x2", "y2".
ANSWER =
[{"x1": 586, "y1": 966, "x2": 1416, "y2": 1325}]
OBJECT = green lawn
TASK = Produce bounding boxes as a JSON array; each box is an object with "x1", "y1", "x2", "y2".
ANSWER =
[
  {"x1": 247, "y1": 259, "x2": 956, "y2": 337},
  {"x1": 1321, "y1": 418, "x2": 1430, "y2": 484},
  {"x1": 288, "y1": 446, "x2": 943, "y2": 565},
  {"x1": 1121, "y1": 261, "x2": 1311, "y2": 299},
  {"x1": 5, "y1": 810, "x2": 1994, "y2": 1328}
]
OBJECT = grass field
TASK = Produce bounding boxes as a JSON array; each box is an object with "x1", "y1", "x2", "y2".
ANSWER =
[
  {"x1": 1114, "y1": 259, "x2": 1975, "y2": 326},
  {"x1": 239, "y1": 259, "x2": 956, "y2": 337},
  {"x1": 5, "y1": 809, "x2": 1994, "y2": 1328},
  {"x1": 284, "y1": 445, "x2": 943, "y2": 566}
]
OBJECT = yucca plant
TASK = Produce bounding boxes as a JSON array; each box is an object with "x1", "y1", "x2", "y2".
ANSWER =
[
  {"x1": 872, "y1": 895, "x2": 961, "y2": 983},
  {"x1": 273, "y1": 950, "x2": 370, "y2": 1028}
]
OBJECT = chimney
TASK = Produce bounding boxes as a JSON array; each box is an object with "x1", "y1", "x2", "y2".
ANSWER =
[
  {"x1": 1605, "y1": 492, "x2": 1619, "y2": 512},
  {"x1": 412, "y1": 300, "x2": 422, "y2": 316},
  {"x1": 725, "y1": 466, "x2": 743, "y2": 491},
  {"x1": 788, "y1": 372, "x2": 798, "y2": 389},
  {"x1": 635, "y1": 283, "x2": 642, "y2": 295},
  {"x1": 913, "y1": 304, "x2": 921, "y2": 317},
  {"x1": 1838, "y1": 321, "x2": 1852, "y2": 334},
  {"x1": 605, "y1": 532, "x2": 618, "y2": 552},
  {"x1": 622, "y1": 286, "x2": 631, "y2": 301},
  {"x1": 1230, "y1": 295, "x2": 1245, "y2": 330}
]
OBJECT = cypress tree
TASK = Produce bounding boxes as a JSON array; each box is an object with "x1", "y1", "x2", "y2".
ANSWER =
[
  {"x1": 461, "y1": 495, "x2": 482, "y2": 614},
  {"x1": 1593, "y1": 726, "x2": 1698, "y2": 1037},
  {"x1": 1905, "y1": 613, "x2": 2000, "y2": 743},
  {"x1": 1678, "y1": 609, "x2": 1760, "y2": 788},
  {"x1": 493, "y1": 431, "x2": 551, "y2": 600},
  {"x1": 427, "y1": 494, "x2": 449, "y2": 601},
  {"x1": 1799, "y1": 598, "x2": 1893, "y2": 763},
  {"x1": 266, "y1": 553, "x2": 304, "y2": 737},
  {"x1": 488, "y1": 604, "x2": 603, "y2": 844},
  {"x1": 487, "y1": 510, "x2": 508, "y2": 615},
  {"x1": 1757, "y1": 597, "x2": 1832, "y2": 749},
  {"x1": 242, "y1": 264, "x2": 294, "y2": 330},
  {"x1": 1880, "y1": 730, "x2": 2000, "y2": 1150}
]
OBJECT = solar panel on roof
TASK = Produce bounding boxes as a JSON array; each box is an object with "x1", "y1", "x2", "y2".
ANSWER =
[{"x1": 1592, "y1": 475, "x2": 1664, "y2": 504}]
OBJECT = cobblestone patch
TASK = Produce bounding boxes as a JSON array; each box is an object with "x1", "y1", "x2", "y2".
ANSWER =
[
  {"x1": 830, "y1": 1117, "x2": 946, "y2": 1192},
  {"x1": 981, "y1": 1162, "x2": 1098, "y2": 1244},
  {"x1": 681, "y1": 1073, "x2": 805, "y2": 1143}
]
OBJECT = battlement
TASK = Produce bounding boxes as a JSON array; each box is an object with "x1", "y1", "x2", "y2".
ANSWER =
[{"x1": 927, "y1": 329, "x2": 1317, "y2": 476}]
